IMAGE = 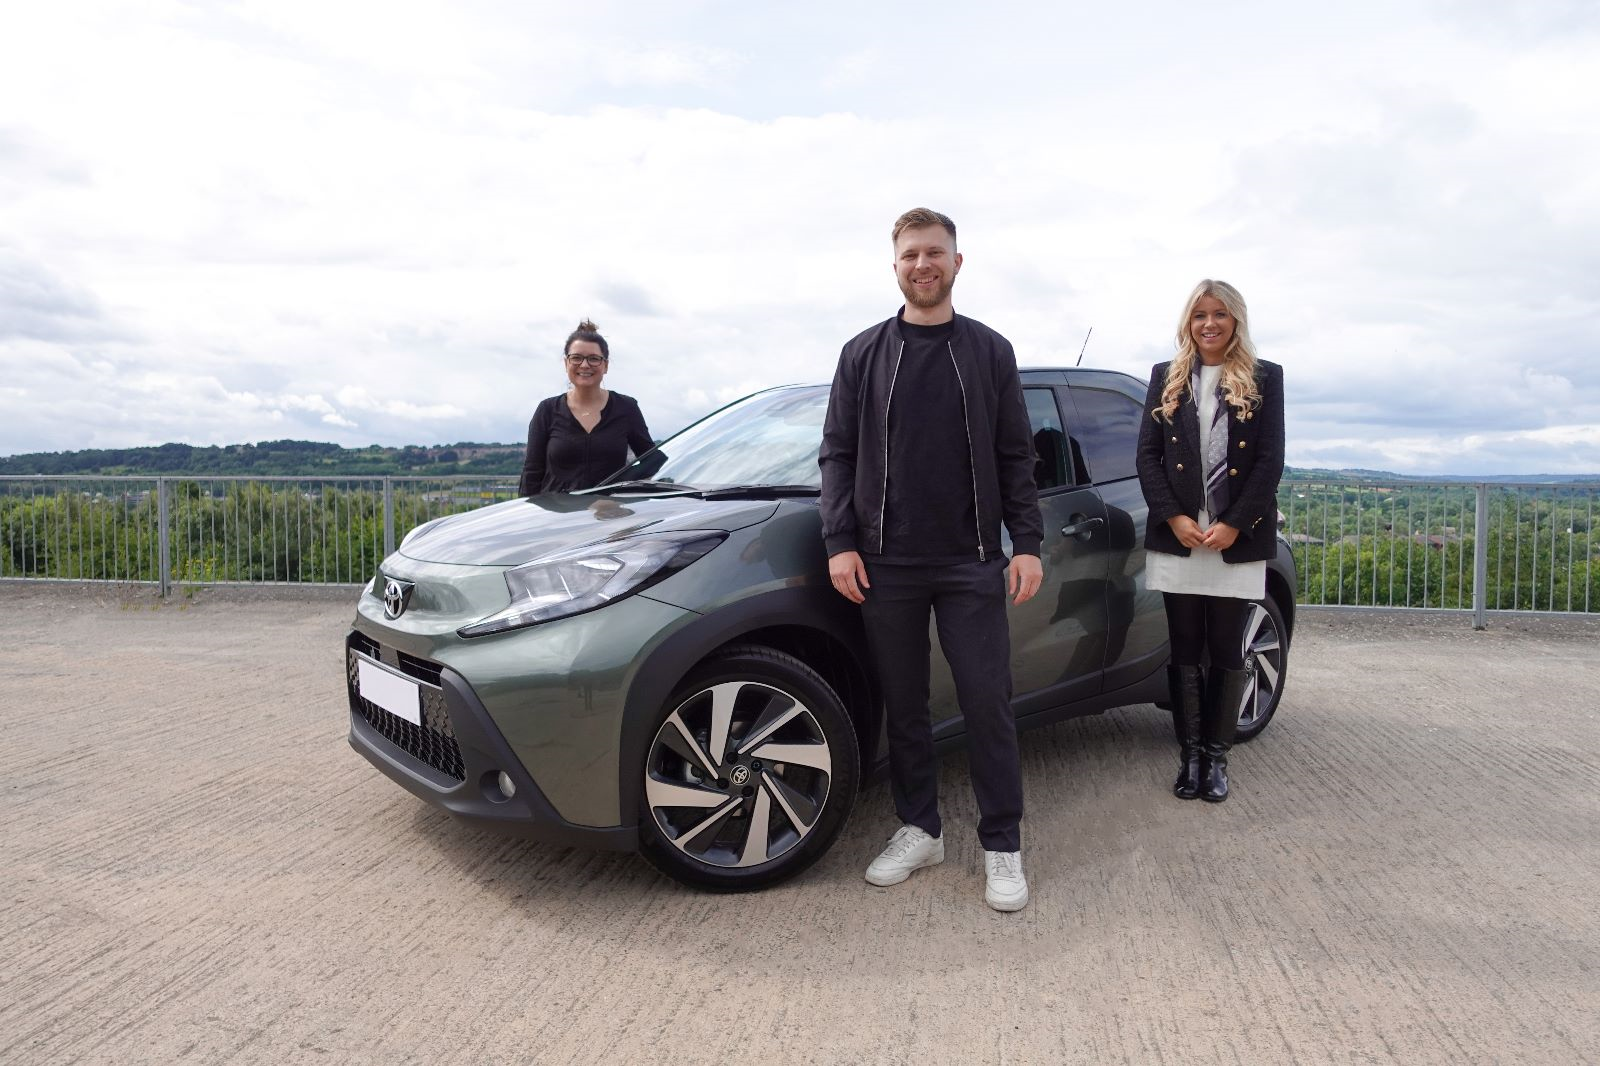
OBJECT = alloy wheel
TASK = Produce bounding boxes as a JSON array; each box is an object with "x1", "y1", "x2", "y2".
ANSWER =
[
  {"x1": 1236, "y1": 600, "x2": 1284, "y2": 732},
  {"x1": 645, "y1": 679, "x2": 833, "y2": 869}
]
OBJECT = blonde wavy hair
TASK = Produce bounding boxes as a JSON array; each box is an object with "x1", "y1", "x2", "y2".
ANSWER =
[{"x1": 1157, "y1": 279, "x2": 1261, "y2": 422}]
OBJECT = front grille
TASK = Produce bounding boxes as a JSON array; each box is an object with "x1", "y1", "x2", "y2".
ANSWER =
[
  {"x1": 346, "y1": 639, "x2": 466, "y2": 783},
  {"x1": 396, "y1": 651, "x2": 443, "y2": 687}
]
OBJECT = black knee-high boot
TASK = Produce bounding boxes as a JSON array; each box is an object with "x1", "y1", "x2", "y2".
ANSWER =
[
  {"x1": 1200, "y1": 667, "x2": 1251, "y2": 802},
  {"x1": 1167, "y1": 665, "x2": 1204, "y2": 800}
]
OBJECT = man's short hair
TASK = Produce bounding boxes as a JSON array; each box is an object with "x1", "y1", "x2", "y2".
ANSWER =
[{"x1": 891, "y1": 208, "x2": 957, "y2": 247}]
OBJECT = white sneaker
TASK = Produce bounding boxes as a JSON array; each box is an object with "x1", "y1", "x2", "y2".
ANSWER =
[
  {"x1": 984, "y1": 850, "x2": 1029, "y2": 912},
  {"x1": 864, "y1": 825, "x2": 945, "y2": 886}
]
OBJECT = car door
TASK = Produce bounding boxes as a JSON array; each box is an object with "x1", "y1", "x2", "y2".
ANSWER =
[
  {"x1": 1060, "y1": 376, "x2": 1168, "y2": 691},
  {"x1": 928, "y1": 381, "x2": 1111, "y2": 738}
]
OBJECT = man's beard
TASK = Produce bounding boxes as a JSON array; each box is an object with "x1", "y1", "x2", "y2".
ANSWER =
[{"x1": 899, "y1": 273, "x2": 954, "y2": 309}]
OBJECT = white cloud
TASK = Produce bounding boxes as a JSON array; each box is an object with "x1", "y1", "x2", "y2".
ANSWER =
[
  {"x1": 1292, "y1": 423, "x2": 1600, "y2": 475},
  {"x1": 821, "y1": 49, "x2": 878, "y2": 91},
  {"x1": 0, "y1": 1, "x2": 1596, "y2": 474},
  {"x1": 600, "y1": 45, "x2": 743, "y2": 88},
  {"x1": 335, "y1": 386, "x2": 466, "y2": 422}
]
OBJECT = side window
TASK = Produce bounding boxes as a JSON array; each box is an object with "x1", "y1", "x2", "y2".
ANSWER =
[
  {"x1": 1023, "y1": 388, "x2": 1069, "y2": 491},
  {"x1": 1067, "y1": 387, "x2": 1143, "y2": 484}
]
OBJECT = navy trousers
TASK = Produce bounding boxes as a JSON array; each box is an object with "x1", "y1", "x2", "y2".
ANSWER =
[{"x1": 861, "y1": 556, "x2": 1024, "y2": 852}]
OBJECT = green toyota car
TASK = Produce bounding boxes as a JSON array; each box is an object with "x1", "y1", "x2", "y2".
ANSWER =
[{"x1": 345, "y1": 369, "x2": 1297, "y2": 890}]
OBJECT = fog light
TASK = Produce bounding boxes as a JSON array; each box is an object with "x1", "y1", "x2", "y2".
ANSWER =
[{"x1": 496, "y1": 771, "x2": 516, "y2": 799}]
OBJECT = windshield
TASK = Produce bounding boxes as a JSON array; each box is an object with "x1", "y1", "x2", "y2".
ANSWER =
[{"x1": 606, "y1": 386, "x2": 829, "y2": 490}]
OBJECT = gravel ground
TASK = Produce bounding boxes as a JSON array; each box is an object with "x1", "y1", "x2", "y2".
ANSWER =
[{"x1": 2, "y1": 584, "x2": 1597, "y2": 1065}]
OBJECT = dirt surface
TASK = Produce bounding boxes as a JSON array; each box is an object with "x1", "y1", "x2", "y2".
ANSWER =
[{"x1": 3, "y1": 584, "x2": 1597, "y2": 1065}]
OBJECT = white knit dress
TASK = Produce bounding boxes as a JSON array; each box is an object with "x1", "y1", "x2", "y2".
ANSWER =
[{"x1": 1145, "y1": 363, "x2": 1267, "y2": 600}]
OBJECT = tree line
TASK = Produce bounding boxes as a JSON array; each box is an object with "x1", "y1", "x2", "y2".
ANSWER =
[
  {"x1": 0, "y1": 480, "x2": 516, "y2": 585},
  {"x1": 0, "y1": 439, "x2": 525, "y2": 477},
  {"x1": 3, "y1": 477, "x2": 1595, "y2": 612},
  {"x1": 1280, "y1": 482, "x2": 1598, "y2": 612}
]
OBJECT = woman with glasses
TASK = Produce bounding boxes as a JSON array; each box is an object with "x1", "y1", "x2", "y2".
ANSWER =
[{"x1": 518, "y1": 319, "x2": 656, "y2": 495}]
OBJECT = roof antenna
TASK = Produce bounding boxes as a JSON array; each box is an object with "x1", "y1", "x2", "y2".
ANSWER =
[{"x1": 1075, "y1": 326, "x2": 1093, "y2": 367}]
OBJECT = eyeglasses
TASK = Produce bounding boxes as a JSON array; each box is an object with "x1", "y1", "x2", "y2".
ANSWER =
[{"x1": 565, "y1": 354, "x2": 606, "y2": 367}]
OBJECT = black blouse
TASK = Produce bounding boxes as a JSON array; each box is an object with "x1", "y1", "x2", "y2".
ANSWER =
[{"x1": 519, "y1": 392, "x2": 655, "y2": 495}]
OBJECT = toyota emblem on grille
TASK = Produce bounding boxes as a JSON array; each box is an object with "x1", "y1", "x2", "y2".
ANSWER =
[{"x1": 383, "y1": 578, "x2": 415, "y2": 619}]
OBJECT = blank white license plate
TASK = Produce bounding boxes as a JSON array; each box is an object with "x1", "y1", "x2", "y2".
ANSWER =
[{"x1": 357, "y1": 658, "x2": 421, "y2": 726}]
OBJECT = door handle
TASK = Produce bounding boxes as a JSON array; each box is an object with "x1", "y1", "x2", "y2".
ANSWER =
[{"x1": 1060, "y1": 515, "x2": 1104, "y2": 539}]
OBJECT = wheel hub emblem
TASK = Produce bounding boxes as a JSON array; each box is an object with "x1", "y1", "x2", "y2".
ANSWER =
[
  {"x1": 729, "y1": 765, "x2": 751, "y2": 787},
  {"x1": 383, "y1": 578, "x2": 414, "y2": 619}
]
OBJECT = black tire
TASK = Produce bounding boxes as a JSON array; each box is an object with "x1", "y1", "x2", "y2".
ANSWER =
[
  {"x1": 1233, "y1": 594, "x2": 1290, "y2": 742},
  {"x1": 638, "y1": 645, "x2": 861, "y2": 891}
]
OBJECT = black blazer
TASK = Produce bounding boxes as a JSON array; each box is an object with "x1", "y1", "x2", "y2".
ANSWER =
[{"x1": 1135, "y1": 359, "x2": 1284, "y2": 564}]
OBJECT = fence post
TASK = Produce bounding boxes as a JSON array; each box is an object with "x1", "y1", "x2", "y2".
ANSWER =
[
  {"x1": 157, "y1": 477, "x2": 171, "y2": 598},
  {"x1": 383, "y1": 477, "x2": 395, "y2": 557},
  {"x1": 1473, "y1": 483, "x2": 1489, "y2": 630}
]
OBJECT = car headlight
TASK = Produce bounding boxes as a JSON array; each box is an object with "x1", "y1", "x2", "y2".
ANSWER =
[{"x1": 457, "y1": 531, "x2": 725, "y2": 638}]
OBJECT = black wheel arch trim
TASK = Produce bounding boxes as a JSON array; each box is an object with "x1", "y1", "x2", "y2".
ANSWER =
[{"x1": 618, "y1": 585, "x2": 873, "y2": 830}]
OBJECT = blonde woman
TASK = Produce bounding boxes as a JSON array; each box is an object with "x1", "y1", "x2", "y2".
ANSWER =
[{"x1": 1135, "y1": 280, "x2": 1284, "y2": 802}]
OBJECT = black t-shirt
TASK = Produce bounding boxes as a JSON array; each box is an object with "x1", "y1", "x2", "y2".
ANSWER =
[
  {"x1": 873, "y1": 316, "x2": 979, "y2": 564},
  {"x1": 519, "y1": 392, "x2": 655, "y2": 495}
]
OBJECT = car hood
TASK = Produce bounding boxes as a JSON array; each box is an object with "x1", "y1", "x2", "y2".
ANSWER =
[{"x1": 396, "y1": 492, "x2": 782, "y2": 567}]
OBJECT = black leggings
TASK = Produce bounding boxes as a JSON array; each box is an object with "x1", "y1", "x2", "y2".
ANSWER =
[{"x1": 1163, "y1": 593, "x2": 1251, "y2": 670}]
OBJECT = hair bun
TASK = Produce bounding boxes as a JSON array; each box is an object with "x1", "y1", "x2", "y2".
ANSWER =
[{"x1": 577, "y1": 318, "x2": 599, "y2": 332}]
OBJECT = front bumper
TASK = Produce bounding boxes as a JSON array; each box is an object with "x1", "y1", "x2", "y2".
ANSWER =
[{"x1": 345, "y1": 632, "x2": 637, "y2": 851}]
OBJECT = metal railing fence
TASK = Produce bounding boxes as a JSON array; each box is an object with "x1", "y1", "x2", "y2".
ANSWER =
[
  {"x1": 0, "y1": 476, "x2": 520, "y2": 594},
  {"x1": 1278, "y1": 479, "x2": 1599, "y2": 625},
  {"x1": 4, "y1": 475, "x2": 1597, "y2": 624}
]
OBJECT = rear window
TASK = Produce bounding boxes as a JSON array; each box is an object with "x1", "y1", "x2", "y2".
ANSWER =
[{"x1": 1067, "y1": 386, "x2": 1143, "y2": 484}]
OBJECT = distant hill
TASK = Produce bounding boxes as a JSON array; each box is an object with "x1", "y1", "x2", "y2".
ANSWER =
[
  {"x1": 0, "y1": 439, "x2": 526, "y2": 477},
  {"x1": 1, "y1": 445, "x2": 1593, "y2": 482},
  {"x1": 1284, "y1": 467, "x2": 1600, "y2": 484}
]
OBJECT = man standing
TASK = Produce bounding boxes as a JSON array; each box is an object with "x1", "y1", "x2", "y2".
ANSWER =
[{"x1": 819, "y1": 208, "x2": 1044, "y2": 912}]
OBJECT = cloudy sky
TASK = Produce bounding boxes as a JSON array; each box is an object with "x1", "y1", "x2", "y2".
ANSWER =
[{"x1": 2, "y1": 0, "x2": 1597, "y2": 474}]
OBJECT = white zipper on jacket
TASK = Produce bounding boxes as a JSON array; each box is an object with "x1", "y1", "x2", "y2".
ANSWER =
[
  {"x1": 878, "y1": 341, "x2": 905, "y2": 554},
  {"x1": 945, "y1": 340, "x2": 985, "y2": 563}
]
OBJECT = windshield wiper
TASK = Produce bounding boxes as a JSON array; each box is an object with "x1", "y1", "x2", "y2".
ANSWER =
[
  {"x1": 689, "y1": 484, "x2": 821, "y2": 499},
  {"x1": 579, "y1": 480, "x2": 819, "y2": 499},
  {"x1": 580, "y1": 479, "x2": 698, "y2": 495}
]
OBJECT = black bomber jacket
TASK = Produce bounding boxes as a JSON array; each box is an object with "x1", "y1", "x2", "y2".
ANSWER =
[
  {"x1": 818, "y1": 311, "x2": 1044, "y2": 562},
  {"x1": 1134, "y1": 358, "x2": 1285, "y2": 564}
]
